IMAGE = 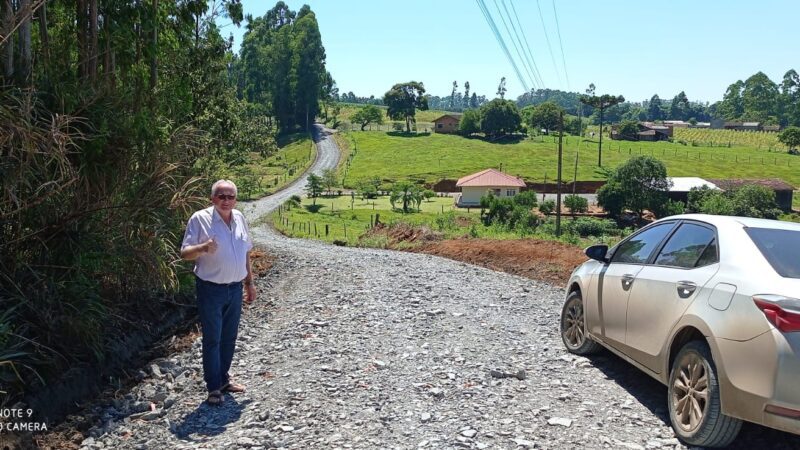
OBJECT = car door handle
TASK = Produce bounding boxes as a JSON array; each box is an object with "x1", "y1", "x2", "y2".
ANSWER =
[
  {"x1": 621, "y1": 274, "x2": 635, "y2": 291},
  {"x1": 677, "y1": 281, "x2": 697, "y2": 299}
]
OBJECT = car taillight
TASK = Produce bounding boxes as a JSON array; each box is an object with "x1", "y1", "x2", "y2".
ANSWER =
[{"x1": 753, "y1": 295, "x2": 800, "y2": 333}]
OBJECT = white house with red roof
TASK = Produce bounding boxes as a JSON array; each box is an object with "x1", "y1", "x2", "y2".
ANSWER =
[{"x1": 455, "y1": 168, "x2": 526, "y2": 207}]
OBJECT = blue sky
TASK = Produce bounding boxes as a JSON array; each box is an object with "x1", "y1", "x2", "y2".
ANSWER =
[{"x1": 218, "y1": 0, "x2": 798, "y2": 104}]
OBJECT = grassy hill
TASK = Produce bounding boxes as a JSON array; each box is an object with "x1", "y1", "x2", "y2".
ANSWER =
[{"x1": 337, "y1": 130, "x2": 800, "y2": 189}]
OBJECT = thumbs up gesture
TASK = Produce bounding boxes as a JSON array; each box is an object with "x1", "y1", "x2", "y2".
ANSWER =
[{"x1": 204, "y1": 235, "x2": 218, "y2": 254}]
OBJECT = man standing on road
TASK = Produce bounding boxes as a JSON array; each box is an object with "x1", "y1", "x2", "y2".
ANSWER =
[{"x1": 180, "y1": 179, "x2": 257, "y2": 405}]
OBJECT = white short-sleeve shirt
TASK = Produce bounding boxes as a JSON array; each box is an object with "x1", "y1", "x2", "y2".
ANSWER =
[{"x1": 181, "y1": 206, "x2": 253, "y2": 284}]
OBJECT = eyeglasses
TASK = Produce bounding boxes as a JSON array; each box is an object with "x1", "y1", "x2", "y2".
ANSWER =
[{"x1": 215, "y1": 194, "x2": 236, "y2": 201}]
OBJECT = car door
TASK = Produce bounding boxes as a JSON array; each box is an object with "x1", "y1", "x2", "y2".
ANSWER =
[
  {"x1": 625, "y1": 221, "x2": 720, "y2": 372},
  {"x1": 596, "y1": 221, "x2": 676, "y2": 347}
]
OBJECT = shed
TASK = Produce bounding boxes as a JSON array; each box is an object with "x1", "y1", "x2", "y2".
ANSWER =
[
  {"x1": 455, "y1": 168, "x2": 526, "y2": 206},
  {"x1": 708, "y1": 178, "x2": 795, "y2": 211},
  {"x1": 432, "y1": 114, "x2": 462, "y2": 134}
]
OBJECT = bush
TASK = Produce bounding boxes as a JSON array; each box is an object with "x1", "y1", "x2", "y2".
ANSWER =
[
  {"x1": 423, "y1": 189, "x2": 436, "y2": 201},
  {"x1": 654, "y1": 199, "x2": 685, "y2": 218},
  {"x1": 564, "y1": 217, "x2": 619, "y2": 237},
  {"x1": 513, "y1": 190, "x2": 538, "y2": 207},
  {"x1": 539, "y1": 199, "x2": 555, "y2": 215},
  {"x1": 435, "y1": 211, "x2": 457, "y2": 231},
  {"x1": 564, "y1": 194, "x2": 589, "y2": 215}
]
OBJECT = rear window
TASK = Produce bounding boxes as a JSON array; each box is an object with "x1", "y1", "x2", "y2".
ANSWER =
[{"x1": 745, "y1": 227, "x2": 800, "y2": 278}]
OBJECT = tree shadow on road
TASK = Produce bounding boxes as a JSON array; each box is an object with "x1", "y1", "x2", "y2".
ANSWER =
[
  {"x1": 172, "y1": 396, "x2": 251, "y2": 439},
  {"x1": 587, "y1": 350, "x2": 800, "y2": 449}
]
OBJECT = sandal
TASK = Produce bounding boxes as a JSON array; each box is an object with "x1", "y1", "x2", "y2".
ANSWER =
[
  {"x1": 206, "y1": 390, "x2": 224, "y2": 405},
  {"x1": 222, "y1": 382, "x2": 246, "y2": 393}
]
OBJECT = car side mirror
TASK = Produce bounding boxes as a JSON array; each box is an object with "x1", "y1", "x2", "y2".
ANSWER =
[{"x1": 585, "y1": 244, "x2": 609, "y2": 263}]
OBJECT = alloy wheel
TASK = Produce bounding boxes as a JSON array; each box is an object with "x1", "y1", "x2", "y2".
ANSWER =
[
  {"x1": 671, "y1": 352, "x2": 709, "y2": 433},
  {"x1": 562, "y1": 299, "x2": 585, "y2": 349}
]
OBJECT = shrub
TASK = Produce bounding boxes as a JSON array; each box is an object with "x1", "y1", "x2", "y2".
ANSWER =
[
  {"x1": 423, "y1": 189, "x2": 436, "y2": 201},
  {"x1": 538, "y1": 199, "x2": 555, "y2": 215},
  {"x1": 564, "y1": 217, "x2": 619, "y2": 237},
  {"x1": 435, "y1": 211, "x2": 457, "y2": 231},
  {"x1": 513, "y1": 190, "x2": 538, "y2": 207},
  {"x1": 564, "y1": 194, "x2": 588, "y2": 215}
]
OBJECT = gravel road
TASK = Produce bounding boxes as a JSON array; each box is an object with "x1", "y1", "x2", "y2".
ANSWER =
[{"x1": 74, "y1": 125, "x2": 800, "y2": 450}]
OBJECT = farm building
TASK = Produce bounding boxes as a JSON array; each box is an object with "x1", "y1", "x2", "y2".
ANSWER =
[
  {"x1": 432, "y1": 114, "x2": 462, "y2": 134},
  {"x1": 455, "y1": 168, "x2": 526, "y2": 207},
  {"x1": 708, "y1": 178, "x2": 795, "y2": 212},
  {"x1": 666, "y1": 177, "x2": 721, "y2": 204},
  {"x1": 610, "y1": 122, "x2": 672, "y2": 141},
  {"x1": 724, "y1": 121, "x2": 762, "y2": 131}
]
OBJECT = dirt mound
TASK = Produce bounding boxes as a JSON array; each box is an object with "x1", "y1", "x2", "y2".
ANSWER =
[
  {"x1": 362, "y1": 223, "x2": 444, "y2": 246},
  {"x1": 412, "y1": 238, "x2": 587, "y2": 287}
]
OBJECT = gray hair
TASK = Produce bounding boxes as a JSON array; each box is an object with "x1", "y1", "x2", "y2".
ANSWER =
[{"x1": 211, "y1": 179, "x2": 238, "y2": 197}]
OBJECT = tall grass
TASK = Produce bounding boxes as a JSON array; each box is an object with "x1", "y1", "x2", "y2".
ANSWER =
[{"x1": 0, "y1": 89, "x2": 206, "y2": 406}]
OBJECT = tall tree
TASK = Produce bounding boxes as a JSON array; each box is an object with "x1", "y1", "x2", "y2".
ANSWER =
[
  {"x1": 742, "y1": 72, "x2": 779, "y2": 122},
  {"x1": 528, "y1": 101, "x2": 563, "y2": 134},
  {"x1": 450, "y1": 80, "x2": 458, "y2": 109},
  {"x1": 463, "y1": 81, "x2": 470, "y2": 109},
  {"x1": 1, "y1": 0, "x2": 14, "y2": 80},
  {"x1": 580, "y1": 93, "x2": 625, "y2": 166},
  {"x1": 383, "y1": 81, "x2": 428, "y2": 133},
  {"x1": 647, "y1": 94, "x2": 663, "y2": 121},
  {"x1": 669, "y1": 91, "x2": 690, "y2": 121},
  {"x1": 780, "y1": 69, "x2": 800, "y2": 126},
  {"x1": 496, "y1": 76, "x2": 506, "y2": 99},
  {"x1": 718, "y1": 80, "x2": 745, "y2": 120},
  {"x1": 480, "y1": 98, "x2": 521, "y2": 137}
]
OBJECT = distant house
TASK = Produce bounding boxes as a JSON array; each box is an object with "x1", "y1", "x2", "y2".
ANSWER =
[
  {"x1": 709, "y1": 178, "x2": 795, "y2": 211},
  {"x1": 663, "y1": 120, "x2": 689, "y2": 128},
  {"x1": 455, "y1": 168, "x2": 526, "y2": 206},
  {"x1": 667, "y1": 177, "x2": 721, "y2": 204},
  {"x1": 689, "y1": 122, "x2": 711, "y2": 128},
  {"x1": 432, "y1": 114, "x2": 462, "y2": 134},
  {"x1": 724, "y1": 121, "x2": 761, "y2": 131},
  {"x1": 763, "y1": 125, "x2": 781, "y2": 132},
  {"x1": 610, "y1": 122, "x2": 672, "y2": 141}
]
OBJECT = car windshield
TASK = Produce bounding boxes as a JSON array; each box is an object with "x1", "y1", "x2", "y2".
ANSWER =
[{"x1": 745, "y1": 227, "x2": 800, "y2": 279}]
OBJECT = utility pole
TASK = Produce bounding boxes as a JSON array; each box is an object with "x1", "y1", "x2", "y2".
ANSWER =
[
  {"x1": 573, "y1": 151, "x2": 579, "y2": 195},
  {"x1": 556, "y1": 111, "x2": 563, "y2": 237},
  {"x1": 598, "y1": 107, "x2": 604, "y2": 166}
]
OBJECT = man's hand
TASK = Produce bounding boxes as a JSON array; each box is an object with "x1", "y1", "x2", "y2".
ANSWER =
[
  {"x1": 204, "y1": 236, "x2": 218, "y2": 254},
  {"x1": 244, "y1": 283, "x2": 257, "y2": 304}
]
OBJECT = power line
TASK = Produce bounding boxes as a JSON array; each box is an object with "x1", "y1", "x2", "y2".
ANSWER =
[
  {"x1": 535, "y1": 0, "x2": 563, "y2": 87},
  {"x1": 475, "y1": 0, "x2": 530, "y2": 92},
  {"x1": 499, "y1": 0, "x2": 541, "y2": 90},
  {"x1": 492, "y1": 0, "x2": 537, "y2": 90},
  {"x1": 508, "y1": 0, "x2": 545, "y2": 90},
  {"x1": 551, "y1": 0, "x2": 570, "y2": 89}
]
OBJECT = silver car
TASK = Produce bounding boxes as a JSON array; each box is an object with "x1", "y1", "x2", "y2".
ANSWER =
[{"x1": 560, "y1": 214, "x2": 800, "y2": 447}]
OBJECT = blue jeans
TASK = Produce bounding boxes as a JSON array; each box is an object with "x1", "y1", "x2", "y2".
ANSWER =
[{"x1": 195, "y1": 277, "x2": 243, "y2": 392}]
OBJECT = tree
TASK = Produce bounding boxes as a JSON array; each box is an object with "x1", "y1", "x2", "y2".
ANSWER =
[
  {"x1": 528, "y1": 102, "x2": 563, "y2": 135},
  {"x1": 617, "y1": 120, "x2": 640, "y2": 140},
  {"x1": 389, "y1": 181, "x2": 422, "y2": 213},
  {"x1": 742, "y1": 72, "x2": 779, "y2": 122},
  {"x1": 496, "y1": 76, "x2": 507, "y2": 99},
  {"x1": 718, "y1": 80, "x2": 745, "y2": 120},
  {"x1": 321, "y1": 169, "x2": 338, "y2": 196},
  {"x1": 351, "y1": 104, "x2": 383, "y2": 130},
  {"x1": 778, "y1": 126, "x2": 800, "y2": 150},
  {"x1": 564, "y1": 194, "x2": 588, "y2": 217},
  {"x1": 459, "y1": 108, "x2": 481, "y2": 135},
  {"x1": 463, "y1": 81, "x2": 470, "y2": 109},
  {"x1": 780, "y1": 69, "x2": 800, "y2": 126},
  {"x1": 470, "y1": 92, "x2": 479, "y2": 109},
  {"x1": 597, "y1": 156, "x2": 671, "y2": 219},
  {"x1": 647, "y1": 94, "x2": 663, "y2": 121},
  {"x1": 580, "y1": 93, "x2": 625, "y2": 166},
  {"x1": 383, "y1": 81, "x2": 429, "y2": 132},
  {"x1": 450, "y1": 80, "x2": 458, "y2": 109},
  {"x1": 480, "y1": 98, "x2": 521, "y2": 137},
  {"x1": 669, "y1": 91, "x2": 690, "y2": 120},
  {"x1": 730, "y1": 185, "x2": 781, "y2": 219},
  {"x1": 306, "y1": 173, "x2": 323, "y2": 205}
]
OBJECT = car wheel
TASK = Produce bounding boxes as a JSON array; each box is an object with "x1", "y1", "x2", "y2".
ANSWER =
[
  {"x1": 560, "y1": 291, "x2": 601, "y2": 355},
  {"x1": 668, "y1": 340, "x2": 742, "y2": 448}
]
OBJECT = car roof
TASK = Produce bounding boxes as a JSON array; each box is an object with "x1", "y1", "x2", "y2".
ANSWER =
[{"x1": 659, "y1": 214, "x2": 800, "y2": 232}]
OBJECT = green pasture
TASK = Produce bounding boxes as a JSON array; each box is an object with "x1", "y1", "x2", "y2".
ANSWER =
[
  {"x1": 331, "y1": 103, "x2": 457, "y2": 131},
  {"x1": 673, "y1": 128, "x2": 785, "y2": 150},
  {"x1": 338, "y1": 131, "x2": 800, "y2": 189}
]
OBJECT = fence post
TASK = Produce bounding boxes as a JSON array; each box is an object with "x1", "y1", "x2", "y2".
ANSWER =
[
  {"x1": 325, "y1": 224, "x2": 329, "y2": 236},
  {"x1": 344, "y1": 225, "x2": 347, "y2": 239}
]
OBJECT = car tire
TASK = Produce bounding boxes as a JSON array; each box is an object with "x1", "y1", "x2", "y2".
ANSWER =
[
  {"x1": 560, "y1": 291, "x2": 601, "y2": 355},
  {"x1": 668, "y1": 340, "x2": 742, "y2": 448}
]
